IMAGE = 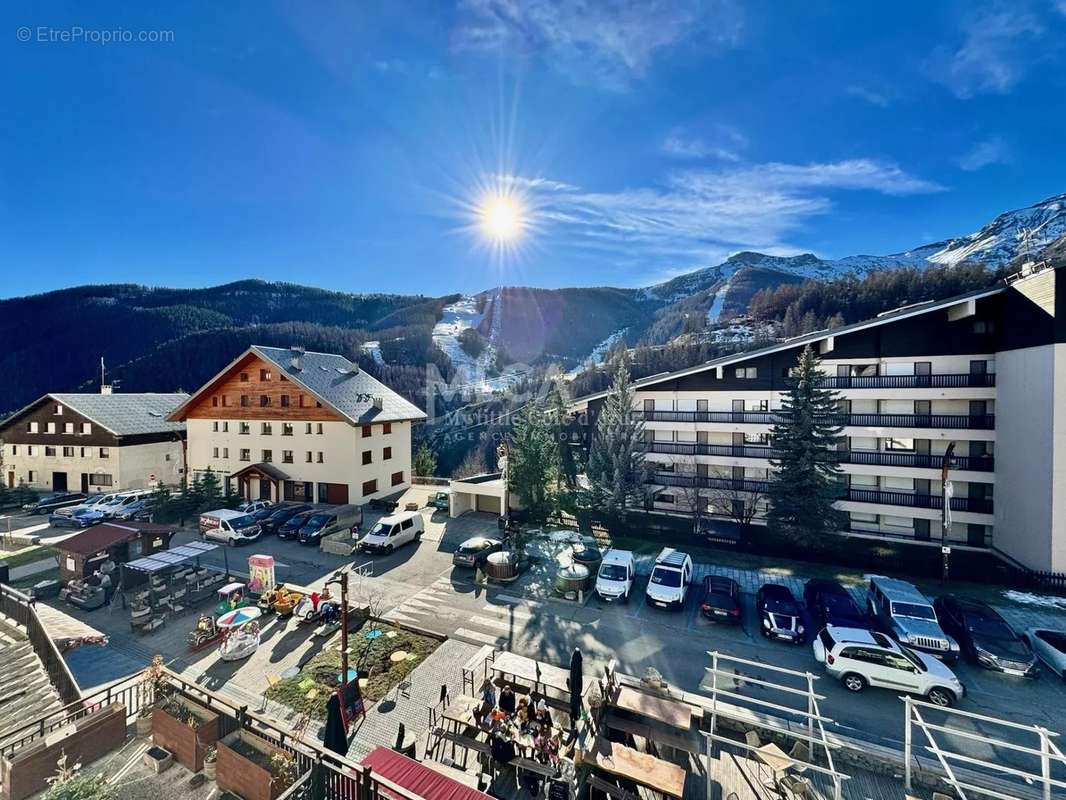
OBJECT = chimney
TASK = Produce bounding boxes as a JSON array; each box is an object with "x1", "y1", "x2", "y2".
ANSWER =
[
  {"x1": 100, "y1": 385, "x2": 113, "y2": 395},
  {"x1": 372, "y1": 396, "x2": 383, "y2": 410},
  {"x1": 349, "y1": 362, "x2": 360, "y2": 375},
  {"x1": 289, "y1": 346, "x2": 305, "y2": 371}
]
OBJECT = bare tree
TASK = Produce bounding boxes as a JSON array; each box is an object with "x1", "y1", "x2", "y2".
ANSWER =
[
  {"x1": 706, "y1": 482, "x2": 768, "y2": 541},
  {"x1": 670, "y1": 455, "x2": 709, "y2": 535}
]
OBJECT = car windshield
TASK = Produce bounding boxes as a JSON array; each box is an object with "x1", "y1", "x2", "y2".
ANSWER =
[
  {"x1": 229, "y1": 514, "x2": 255, "y2": 528},
  {"x1": 967, "y1": 616, "x2": 1015, "y2": 640},
  {"x1": 892, "y1": 602, "x2": 937, "y2": 621},
  {"x1": 765, "y1": 599, "x2": 799, "y2": 616},
  {"x1": 650, "y1": 567, "x2": 682, "y2": 587},
  {"x1": 305, "y1": 514, "x2": 331, "y2": 528},
  {"x1": 824, "y1": 595, "x2": 859, "y2": 614},
  {"x1": 252, "y1": 507, "x2": 275, "y2": 520},
  {"x1": 284, "y1": 514, "x2": 310, "y2": 527},
  {"x1": 599, "y1": 564, "x2": 628, "y2": 581}
]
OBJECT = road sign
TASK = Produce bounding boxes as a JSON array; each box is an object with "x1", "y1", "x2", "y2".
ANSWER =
[{"x1": 941, "y1": 546, "x2": 951, "y2": 555}]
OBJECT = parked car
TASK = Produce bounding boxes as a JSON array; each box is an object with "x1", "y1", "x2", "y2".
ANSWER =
[
  {"x1": 866, "y1": 575, "x2": 959, "y2": 663},
  {"x1": 277, "y1": 510, "x2": 315, "y2": 540},
  {"x1": 804, "y1": 579, "x2": 867, "y2": 629},
  {"x1": 52, "y1": 492, "x2": 120, "y2": 518},
  {"x1": 700, "y1": 576, "x2": 742, "y2": 623},
  {"x1": 933, "y1": 595, "x2": 1039, "y2": 676},
  {"x1": 357, "y1": 510, "x2": 424, "y2": 553},
  {"x1": 1022, "y1": 628, "x2": 1066, "y2": 681},
  {"x1": 452, "y1": 536, "x2": 503, "y2": 569},
  {"x1": 200, "y1": 509, "x2": 262, "y2": 546},
  {"x1": 757, "y1": 584, "x2": 806, "y2": 643},
  {"x1": 25, "y1": 492, "x2": 86, "y2": 515},
  {"x1": 237, "y1": 499, "x2": 274, "y2": 514},
  {"x1": 644, "y1": 548, "x2": 693, "y2": 610},
  {"x1": 298, "y1": 504, "x2": 363, "y2": 545},
  {"x1": 595, "y1": 549, "x2": 636, "y2": 602},
  {"x1": 260, "y1": 504, "x2": 313, "y2": 536},
  {"x1": 101, "y1": 490, "x2": 154, "y2": 519},
  {"x1": 49, "y1": 507, "x2": 106, "y2": 528},
  {"x1": 368, "y1": 497, "x2": 399, "y2": 512},
  {"x1": 113, "y1": 495, "x2": 161, "y2": 521},
  {"x1": 428, "y1": 492, "x2": 450, "y2": 511},
  {"x1": 814, "y1": 625, "x2": 965, "y2": 707}
]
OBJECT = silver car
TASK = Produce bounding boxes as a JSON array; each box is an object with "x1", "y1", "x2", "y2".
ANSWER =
[
  {"x1": 866, "y1": 575, "x2": 960, "y2": 663},
  {"x1": 1023, "y1": 628, "x2": 1066, "y2": 681}
]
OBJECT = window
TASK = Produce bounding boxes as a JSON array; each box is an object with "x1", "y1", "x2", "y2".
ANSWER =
[
  {"x1": 306, "y1": 451, "x2": 313, "y2": 463},
  {"x1": 80, "y1": 447, "x2": 86, "y2": 457},
  {"x1": 383, "y1": 422, "x2": 392, "y2": 435},
  {"x1": 27, "y1": 446, "x2": 34, "y2": 456},
  {"x1": 213, "y1": 421, "x2": 220, "y2": 432},
  {"x1": 99, "y1": 447, "x2": 110, "y2": 459},
  {"x1": 316, "y1": 401, "x2": 322, "y2": 408},
  {"x1": 54, "y1": 404, "x2": 63, "y2": 415},
  {"x1": 281, "y1": 395, "x2": 290, "y2": 408},
  {"x1": 27, "y1": 470, "x2": 36, "y2": 482},
  {"x1": 222, "y1": 421, "x2": 229, "y2": 432},
  {"x1": 299, "y1": 395, "x2": 306, "y2": 408},
  {"x1": 261, "y1": 422, "x2": 272, "y2": 435},
  {"x1": 361, "y1": 425, "x2": 372, "y2": 438},
  {"x1": 46, "y1": 422, "x2": 56, "y2": 434},
  {"x1": 28, "y1": 421, "x2": 38, "y2": 433},
  {"x1": 383, "y1": 446, "x2": 392, "y2": 460},
  {"x1": 362, "y1": 451, "x2": 372, "y2": 465},
  {"x1": 241, "y1": 395, "x2": 250, "y2": 407},
  {"x1": 221, "y1": 395, "x2": 228, "y2": 407},
  {"x1": 223, "y1": 448, "x2": 229, "y2": 459},
  {"x1": 362, "y1": 479, "x2": 378, "y2": 495},
  {"x1": 63, "y1": 422, "x2": 73, "y2": 434},
  {"x1": 9, "y1": 445, "x2": 15, "y2": 455},
  {"x1": 657, "y1": 493, "x2": 675, "y2": 504},
  {"x1": 240, "y1": 372, "x2": 249, "y2": 382},
  {"x1": 45, "y1": 446, "x2": 56, "y2": 457},
  {"x1": 391, "y1": 471, "x2": 404, "y2": 487},
  {"x1": 260, "y1": 368, "x2": 271, "y2": 381},
  {"x1": 743, "y1": 433, "x2": 769, "y2": 445},
  {"x1": 316, "y1": 423, "x2": 324, "y2": 435},
  {"x1": 280, "y1": 375, "x2": 288, "y2": 382},
  {"x1": 973, "y1": 320, "x2": 994, "y2": 335},
  {"x1": 165, "y1": 454, "x2": 171, "y2": 461},
  {"x1": 282, "y1": 450, "x2": 294, "y2": 464},
  {"x1": 240, "y1": 422, "x2": 250, "y2": 435},
  {"x1": 735, "y1": 367, "x2": 757, "y2": 379},
  {"x1": 282, "y1": 423, "x2": 293, "y2": 436},
  {"x1": 885, "y1": 437, "x2": 914, "y2": 451},
  {"x1": 213, "y1": 447, "x2": 219, "y2": 458},
  {"x1": 262, "y1": 449, "x2": 273, "y2": 462},
  {"x1": 63, "y1": 446, "x2": 74, "y2": 457},
  {"x1": 240, "y1": 449, "x2": 251, "y2": 462},
  {"x1": 260, "y1": 395, "x2": 270, "y2": 407},
  {"x1": 88, "y1": 474, "x2": 113, "y2": 487},
  {"x1": 317, "y1": 452, "x2": 324, "y2": 463},
  {"x1": 81, "y1": 422, "x2": 91, "y2": 434},
  {"x1": 212, "y1": 396, "x2": 219, "y2": 407}
]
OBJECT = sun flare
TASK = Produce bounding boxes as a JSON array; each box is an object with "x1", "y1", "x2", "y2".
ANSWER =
[{"x1": 478, "y1": 193, "x2": 526, "y2": 242}]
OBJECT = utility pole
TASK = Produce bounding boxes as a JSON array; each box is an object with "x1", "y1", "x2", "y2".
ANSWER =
[
  {"x1": 328, "y1": 569, "x2": 352, "y2": 726},
  {"x1": 940, "y1": 441, "x2": 956, "y2": 582}
]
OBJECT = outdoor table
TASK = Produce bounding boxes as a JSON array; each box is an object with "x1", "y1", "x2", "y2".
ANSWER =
[
  {"x1": 754, "y1": 741, "x2": 794, "y2": 783},
  {"x1": 582, "y1": 736, "x2": 686, "y2": 799},
  {"x1": 491, "y1": 651, "x2": 584, "y2": 697},
  {"x1": 612, "y1": 685, "x2": 692, "y2": 731},
  {"x1": 442, "y1": 695, "x2": 483, "y2": 730}
]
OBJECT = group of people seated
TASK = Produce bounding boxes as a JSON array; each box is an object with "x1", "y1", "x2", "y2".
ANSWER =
[{"x1": 476, "y1": 680, "x2": 562, "y2": 769}]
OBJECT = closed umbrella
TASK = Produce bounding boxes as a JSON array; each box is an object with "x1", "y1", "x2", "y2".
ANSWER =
[
  {"x1": 568, "y1": 648, "x2": 583, "y2": 729},
  {"x1": 323, "y1": 692, "x2": 348, "y2": 755}
]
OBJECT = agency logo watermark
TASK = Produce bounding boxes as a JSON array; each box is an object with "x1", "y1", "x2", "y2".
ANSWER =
[{"x1": 17, "y1": 26, "x2": 175, "y2": 44}]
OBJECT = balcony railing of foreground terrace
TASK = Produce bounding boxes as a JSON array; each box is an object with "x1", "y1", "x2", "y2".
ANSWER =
[
  {"x1": 0, "y1": 584, "x2": 81, "y2": 706},
  {"x1": 646, "y1": 441, "x2": 995, "y2": 471},
  {"x1": 809, "y1": 373, "x2": 996, "y2": 390},
  {"x1": 638, "y1": 410, "x2": 995, "y2": 430}
]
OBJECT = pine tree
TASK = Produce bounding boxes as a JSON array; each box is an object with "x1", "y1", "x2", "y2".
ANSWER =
[
  {"x1": 507, "y1": 402, "x2": 560, "y2": 523},
  {"x1": 413, "y1": 441, "x2": 438, "y2": 478},
  {"x1": 767, "y1": 345, "x2": 846, "y2": 543},
  {"x1": 198, "y1": 468, "x2": 224, "y2": 512},
  {"x1": 586, "y1": 358, "x2": 648, "y2": 525}
]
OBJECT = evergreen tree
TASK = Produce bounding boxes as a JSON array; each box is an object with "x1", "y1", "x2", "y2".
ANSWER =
[
  {"x1": 767, "y1": 346, "x2": 846, "y2": 543},
  {"x1": 413, "y1": 441, "x2": 438, "y2": 478},
  {"x1": 507, "y1": 402, "x2": 560, "y2": 523},
  {"x1": 586, "y1": 358, "x2": 648, "y2": 525},
  {"x1": 198, "y1": 468, "x2": 224, "y2": 512}
]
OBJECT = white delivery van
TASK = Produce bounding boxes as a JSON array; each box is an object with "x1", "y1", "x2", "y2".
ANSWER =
[
  {"x1": 357, "y1": 510, "x2": 424, "y2": 554},
  {"x1": 596, "y1": 549, "x2": 636, "y2": 602},
  {"x1": 644, "y1": 547, "x2": 693, "y2": 609},
  {"x1": 199, "y1": 508, "x2": 263, "y2": 546}
]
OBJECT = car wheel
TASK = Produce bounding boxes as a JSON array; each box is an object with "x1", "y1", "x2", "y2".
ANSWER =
[
  {"x1": 842, "y1": 673, "x2": 866, "y2": 693},
  {"x1": 414, "y1": 531, "x2": 422, "y2": 543},
  {"x1": 927, "y1": 687, "x2": 955, "y2": 708},
  {"x1": 386, "y1": 544, "x2": 394, "y2": 554},
  {"x1": 228, "y1": 537, "x2": 238, "y2": 547}
]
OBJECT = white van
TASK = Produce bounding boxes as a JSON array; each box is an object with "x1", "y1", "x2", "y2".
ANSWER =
[
  {"x1": 595, "y1": 549, "x2": 636, "y2": 602},
  {"x1": 357, "y1": 510, "x2": 424, "y2": 554},
  {"x1": 200, "y1": 509, "x2": 263, "y2": 546},
  {"x1": 102, "y1": 489, "x2": 154, "y2": 519},
  {"x1": 645, "y1": 548, "x2": 693, "y2": 609}
]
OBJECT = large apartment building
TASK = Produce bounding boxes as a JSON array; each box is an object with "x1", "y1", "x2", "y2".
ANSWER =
[
  {"x1": 167, "y1": 345, "x2": 425, "y2": 505},
  {"x1": 571, "y1": 265, "x2": 1066, "y2": 574},
  {"x1": 0, "y1": 392, "x2": 188, "y2": 493}
]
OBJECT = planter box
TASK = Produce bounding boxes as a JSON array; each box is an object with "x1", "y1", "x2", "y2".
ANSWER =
[
  {"x1": 217, "y1": 730, "x2": 295, "y2": 800},
  {"x1": 151, "y1": 695, "x2": 221, "y2": 772}
]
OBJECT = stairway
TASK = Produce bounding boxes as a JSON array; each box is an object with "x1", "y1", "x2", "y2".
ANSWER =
[{"x1": 0, "y1": 623, "x2": 65, "y2": 746}]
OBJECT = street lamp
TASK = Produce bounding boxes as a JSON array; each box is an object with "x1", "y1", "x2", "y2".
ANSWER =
[
  {"x1": 326, "y1": 569, "x2": 352, "y2": 720},
  {"x1": 940, "y1": 441, "x2": 956, "y2": 582}
]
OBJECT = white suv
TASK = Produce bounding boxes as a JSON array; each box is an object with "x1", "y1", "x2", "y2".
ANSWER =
[
  {"x1": 813, "y1": 626, "x2": 965, "y2": 707},
  {"x1": 645, "y1": 548, "x2": 693, "y2": 609}
]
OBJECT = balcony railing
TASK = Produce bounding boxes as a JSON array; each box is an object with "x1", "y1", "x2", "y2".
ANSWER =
[
  {"x1": 810, "y1": 373, "x2": 996, "y2": 389},
  {"x1": 845, "y1": 487, "x2": 993, "y2": 514},
  {"x1": 652, "y1": 472, "x2": 770, "y2": 493},
  {"x1": 638, "y1": 410, "x2": 995, "y2": 430},
  {"x1": 645, "y1": 441, "x2": 995, "y2": 471}
]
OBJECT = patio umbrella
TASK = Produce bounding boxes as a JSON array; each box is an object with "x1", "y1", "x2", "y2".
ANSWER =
[
  {"x1": 216, "y1": 606, "x2": 262, "y2": 629},
  {"x1": 568, "y1": 648, "x2": 583, "y2": 728},
  {"x1": 323, "y1": 692, "x2": 348, "y2": 755}
]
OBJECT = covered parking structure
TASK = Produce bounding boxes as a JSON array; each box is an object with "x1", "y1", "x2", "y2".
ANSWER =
[{"x1": 449, "y1": 472, "x2": 508, "y2": 518}]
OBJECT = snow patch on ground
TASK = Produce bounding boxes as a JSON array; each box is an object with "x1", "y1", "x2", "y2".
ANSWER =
[
  {"x1": 360, "y1": 340, "x2": 385, "y2": 366},
  {"x1": 566, "y1": 328, "x2": 628, "y2": 378},
  {"x1": 706, "y1": 280, "x2": 730, "y2": 323},
  {"x1": 432, "y1": 294, "x2": 528, "y2": 395},
  {"x1": 1003, "y1": 590, "x2": 1066, "y2": 610}
]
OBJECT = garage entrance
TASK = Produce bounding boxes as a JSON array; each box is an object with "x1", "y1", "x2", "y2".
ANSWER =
[
  {"x1": 476, "y1": 494, "x2": 501, "y2": 514},
  {"x1": 317, "y1": 482, "x2": 350, "y2": 505},
  {"x1": 52, "y1": 472, "x2": 68, "y2": 492}
]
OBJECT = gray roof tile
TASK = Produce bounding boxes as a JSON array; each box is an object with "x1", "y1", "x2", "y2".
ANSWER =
[{"x1": 48, "y1": 393, "x2": 189, "y2": 436}]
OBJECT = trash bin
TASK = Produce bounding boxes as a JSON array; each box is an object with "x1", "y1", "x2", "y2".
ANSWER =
[{"x1": 31, "y1": 579, "x2": 61, "y2": 600}]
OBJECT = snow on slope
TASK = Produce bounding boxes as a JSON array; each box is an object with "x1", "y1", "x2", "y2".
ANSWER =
[
  {"x1": 432, "y1": 294, "x2": 528, "y2": 394},
  {"x1": 928, "y1": 194, "x2": 1066, "y2": 267}
]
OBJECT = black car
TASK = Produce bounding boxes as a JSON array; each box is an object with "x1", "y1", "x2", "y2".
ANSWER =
[
  {"x1": 699, "y1": 576, "x2": 742, "y2": 623},
  {"x1": 933, "y1": 595, "x2": 1039, "y2": 676},
  {"x1": 803, "y1": 578, "x2": 867, "y2": 629},
  {"x1": 260, "y1": 504, "x2": 313, "y2": 536},
  {"x1": 297, "y1": 511, "x2": 335, "y2": 544},
  {"x1": 756, "y1": 584, "x2": 806, "y2": 644},
  {"x1": 277, "y1": 510, "x2": 315, "y2": 540},
  {"x1": 25, "y1": 492, "x2": 86, "y2": 515}
]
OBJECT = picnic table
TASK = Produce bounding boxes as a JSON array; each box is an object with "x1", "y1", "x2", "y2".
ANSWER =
[
  {"x1": 611, "y1": 685, "x2": 692, "y2": 731},
  {"x1": 581, "y1": 736, "x2": 686, "y2": 799},
  {"x1": 442, "y1": 695, "x2": 483, "y2": 730},
  {"x1": 491, "y1": 651, "x2": 585, "y2": 697}
]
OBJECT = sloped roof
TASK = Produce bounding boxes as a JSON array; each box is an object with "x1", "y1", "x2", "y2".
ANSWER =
[
  {"x1": 57, "y1": 522, "x2": 173, "y2": 556},
  {"x1": 3, "y1": 393, "x2": 188, "y2": 436}
]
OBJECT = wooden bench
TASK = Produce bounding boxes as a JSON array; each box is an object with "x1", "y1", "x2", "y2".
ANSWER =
[{"x1": 603, "y1": 711, "x2": 704, "y2": 757}]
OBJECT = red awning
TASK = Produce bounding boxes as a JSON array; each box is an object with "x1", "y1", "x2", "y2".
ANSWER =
[{"x1": 361, "y1": 747, "x2": 493, "y2": 800}]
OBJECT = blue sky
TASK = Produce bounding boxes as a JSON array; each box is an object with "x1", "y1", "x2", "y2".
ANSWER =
[{"x1": 3, "y1": 0, "x2": 1066, "y2": 298}]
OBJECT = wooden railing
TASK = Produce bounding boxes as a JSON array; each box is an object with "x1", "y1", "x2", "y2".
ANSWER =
[{"x1": 0, "y1": 584, "x2": 82, "y2": 707}]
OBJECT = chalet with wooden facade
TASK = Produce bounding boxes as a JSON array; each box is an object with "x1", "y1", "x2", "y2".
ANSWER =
[
  {"x1": 167, "y1": 345, "x2": 425, "y2": 505},
  {"x1": 0, "y1": 392, "x2": 188, "y2": 493}
]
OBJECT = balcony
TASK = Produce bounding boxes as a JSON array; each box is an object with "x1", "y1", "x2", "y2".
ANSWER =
[
  {"x1": 845, "y1": 487, "x2": 993, "y2": 514},
  {"x1": 638, "y1": 410, "x2": 995, "y2": 430},
  {"x1": 810, "y1": 373, "x2": 996, "y2": 390},
  {"x1": 652, "y1": 471, "x2": 770, "y2": 493},
  {"x1": 645, "y1": 441, "x2": 995, "y2": 471}
]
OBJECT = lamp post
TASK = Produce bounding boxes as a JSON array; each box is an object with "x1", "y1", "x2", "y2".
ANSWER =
[
  {"x1": 327, "y1": 569, "x2": 351, "y2": 709},
  {"x1": 940, "y1": 441, "x2": 956, "y2": 582}
]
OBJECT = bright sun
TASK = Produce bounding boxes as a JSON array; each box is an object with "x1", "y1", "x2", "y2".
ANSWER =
[{"x1": 479, "y1": 194, "x2": 525, "y2": 242}]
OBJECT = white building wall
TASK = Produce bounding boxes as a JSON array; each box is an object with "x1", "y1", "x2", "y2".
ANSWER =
[{"x1": 2, "y1": 439, "x2": 183, "y2": 493}]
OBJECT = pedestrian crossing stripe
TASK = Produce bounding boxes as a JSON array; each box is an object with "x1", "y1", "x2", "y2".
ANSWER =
[{"x1": 453, "y1": 628, "x2": 504, "y2": 646}]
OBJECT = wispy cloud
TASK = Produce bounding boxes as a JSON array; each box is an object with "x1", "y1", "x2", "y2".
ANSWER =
[
  {"x1": 662, "y1": 125, "x2": 747, "y2": 161},
  {"x1": 451, "y1": 0, "x2": 742, "y2": 91},
  {"x1": 957, "y1": 136, "x2": 1012, "y2": 171},
  {"x1": 931, "y1": 5, "x2": 1045, "y2": 98},
  {"x1": 503, "y1": 159, "x2": 943, "y2": 268},
  {"x1": 372, "y1": 58, "x2": 408, "y2": 74},
  {"x1": 845, "y1": 85, "x2": 891, "y2": 107}
]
